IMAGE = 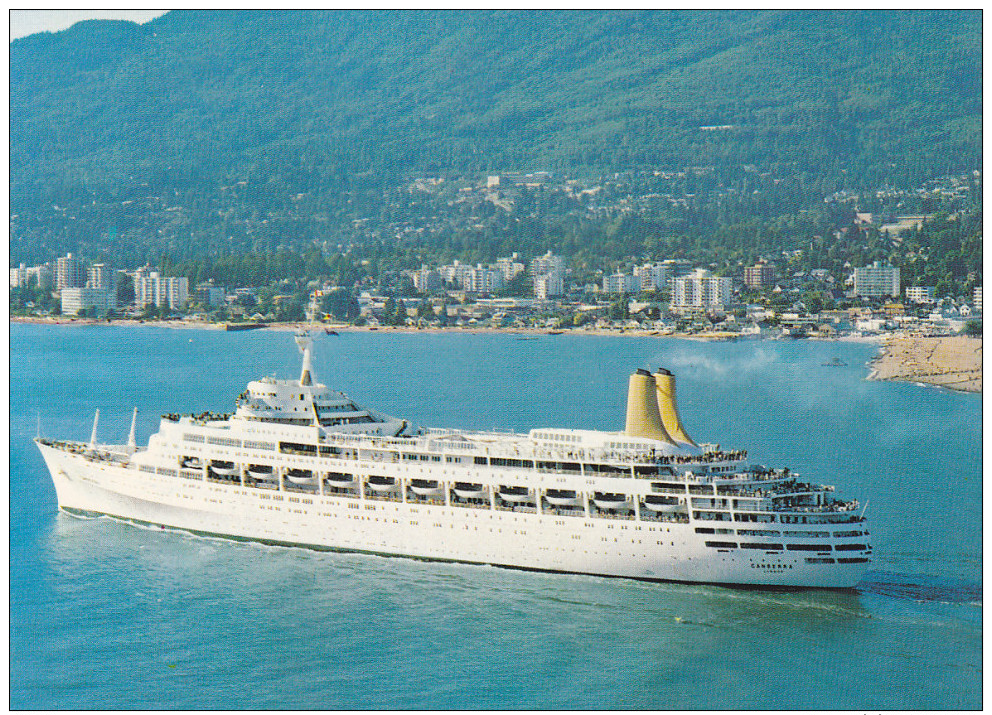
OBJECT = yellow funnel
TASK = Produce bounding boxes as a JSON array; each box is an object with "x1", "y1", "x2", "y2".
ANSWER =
[
  {"x1": 654, "y1": 369, "x2": 697, "y2": 447},
  {"x1": 625, "y1": 369, "x2": 676, "y2": 443}
]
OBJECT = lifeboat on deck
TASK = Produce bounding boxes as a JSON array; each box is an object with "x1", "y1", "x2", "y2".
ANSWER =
[
  {"x1": 286, "y1": 468, "x2": 316, "y2": 485},
  {"x1": 247, "y1": 464, "x2": 276, "y2": 480},
  {"x1": 544, "y1": 489, "x2": 581, "y2": 506},
  {"x1": 642, "y1": 495, "x2": 684, "y2": 513},
  {"x1": 409, "y1": 479, "x2": 443, "y2": 496},
  {"x1": 498, "y1": 486, "x2": 531, "y2": 503},
  {"x1": 181, "y1": 456, "x2": 202, "y2": 469},
  {"x1": 209, "y1": 460, "x2": 239, "y2": 476},
  {"x1": 325, "y1": 472, "x2": 357, "y2": 487},
  {"x1": 453, "y1": 483, "x2": 486, "y2": 499},
  {"x1": 366, "y1": 476, "x2": 397, "y2": 492},
  {"x1": 593, "y1": 492, "x2": 630, "y2": 510}
]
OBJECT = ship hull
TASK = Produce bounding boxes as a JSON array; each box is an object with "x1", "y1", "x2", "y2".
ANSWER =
[{"x1": 38, "y1": 443, "x2": 868, "y2": 589}]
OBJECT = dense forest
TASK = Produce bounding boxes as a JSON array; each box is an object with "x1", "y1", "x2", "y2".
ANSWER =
[{"x1": 9, "y1": 10, "x2": 982, "y2": 288}]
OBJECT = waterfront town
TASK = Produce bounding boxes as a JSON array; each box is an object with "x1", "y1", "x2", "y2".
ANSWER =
[{"x1": 10, "y1": 245, "x2": 983, "y2": 340}]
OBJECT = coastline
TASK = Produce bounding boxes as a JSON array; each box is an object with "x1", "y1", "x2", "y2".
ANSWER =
[
  {"x1": 7, "y1": 315, "x2": 884, "y2": 342},
  {"x1": 20, "y1": 316, "x2": 981, "y2": 394},
  {"x1": 868, "y1": 334, "x2": 982, "y2": 393}
]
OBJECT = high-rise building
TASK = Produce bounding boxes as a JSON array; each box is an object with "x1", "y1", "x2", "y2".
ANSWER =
[
  {"x1": 495, "y1": 255, "x2": 525, "y2": 281},
  {"x1": 28, "y1": 265, "x2": 53, "y2": 289},
  {"x1": 744, "y1": 263, "x2": 775, "y2": 288},
  {"x1": 905, "y1": 286, "x2": 936, "y2": 304},
  {"x1": 530, "y1": 251, "x2": 566, "y2": 298},
  {"x1": 462, "y1": 266, "x2": 503, "y2": 294},
  {"x1": 9, "y1": 263, "x2": 27, "y2": 289},
  {"x1": 671, "y1": 269, "x2": 733, "y2": 311},
  {"x1": 853, "y1": 261, "x2": 900, "y2": 298},
  {"x1": 412, "y1": 266, "x2": 441, "y2": 293},
  {"x1": 534, "y1": 271, "x2": 564, "y2": 300},
  {"x1": 134, "y1": 270, "x2": 189, "y2": 310},
  {"x1": 632, "y1": 263, "x2": 668, "y2": 292},
  {"x1": 974, "y1": 286, "x2": 982, "y2": 314},
  {"x1": 56, "y1": 253, "x2": 86, "y2": 290},
  {"x1": 603, "y1": 273, "x2": 641, "y2": 295},
  {"x1": 87, "y1": 263, "x2": 109, "y2": 289},
  {"x1": 531, "y1": 251, "x2": 565, "y2": 277},
  {"x1": 61, "y1": 287, "x2": 116, "y2": 316}
]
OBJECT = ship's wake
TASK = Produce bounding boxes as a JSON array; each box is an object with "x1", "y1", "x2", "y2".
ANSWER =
[{"x1": 856, "y1": 570, "x2": 982, "y2": 605}]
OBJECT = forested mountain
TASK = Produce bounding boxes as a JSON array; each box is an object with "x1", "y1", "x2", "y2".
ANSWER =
[{"x1": 9, "y1": 10, "x2": 982, "y2": 268}]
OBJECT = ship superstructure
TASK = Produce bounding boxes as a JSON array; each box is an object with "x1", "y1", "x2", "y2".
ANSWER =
[{"x1": 36, "y1": 334, "x2": 871, "y2": 588}]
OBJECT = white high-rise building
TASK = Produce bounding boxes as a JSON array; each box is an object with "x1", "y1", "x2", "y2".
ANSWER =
[
  {"x1": 603, "y1": 273, "x2": 641, "y2": 295},
  {"x1": 29, "y1": 265, "x2": 53, "y2": 289},
  {"x1": 633, "y1": 263, "x2": 669, "y2": 292},
  {"x1": 463, "y1": 266, "x2": 504, "y2": 294},
  {"x1": 134, "y1": 270, "x2": 189, "y2": 310},
  {"x1": 671, "y1": 269, "x2": 733, "y2": 311},
  {"x1": 10, "y1": 263, "x2": 27, "y2": 288},
  {"x1": 531, "y1": 251, "x2": 565, "y2": 277},
  {"x1": 853, "y1": 262, "x2": 900, "y2": 298},
  {"x1": 495, "y1": 255, "x2": 525, "y2": 281},
  {"x1": 87, "y1": 263, "x2": 109, "y2": 289},
  {"x1": 61, "y1": 287, "x2": 116, "y2": 316},
  {"x1": 974, "y1": 286, "x2": 982, "y2": 314},
  {"x1": 412, "y1": 266, "x2": 441, "y2": 293},
  {"x1": 905, "y1": 286, "x2": 936, "y2": 304},
  {"x1": 530, "y1": 251, "x2": 566, "y2": 298},
  {"x1": 534, "y1": 271, "x2": 564, "y2": 300},
  {"x1": 56, "y1": 253, "x2": 86, "y2": 290}
]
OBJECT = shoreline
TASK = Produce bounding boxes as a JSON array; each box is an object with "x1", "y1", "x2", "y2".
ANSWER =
[
  {"x1": 867, "y1": 334, "x2": 982, "y2": 394},
  {"x1": 7, "y1": 315, "x2": 885, "y2": 343},
  {"x1": 12, "y1": 316, "x2": 978, "y2": 393}
]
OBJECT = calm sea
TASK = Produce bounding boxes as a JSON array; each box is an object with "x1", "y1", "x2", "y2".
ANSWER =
[{"x1": 9, "y1": 324, "x2": 982, "y2": 709}]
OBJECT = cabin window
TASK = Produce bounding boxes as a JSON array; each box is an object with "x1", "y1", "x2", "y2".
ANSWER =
[
  {"x1": 740, "y1": 543, "x2": 784, "y2": 550},
  {"x1": 207, "y1": 436, "x2": 241, "y2": 447}
]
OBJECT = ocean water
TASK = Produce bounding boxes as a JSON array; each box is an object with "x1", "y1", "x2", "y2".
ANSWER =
[{"x1": 9, "y1": 324, "x2": 982, "y2": 709}]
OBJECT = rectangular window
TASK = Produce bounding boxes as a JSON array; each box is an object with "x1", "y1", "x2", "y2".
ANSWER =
[
  {"x1": 786, "y1": 544, "x2": 832, "y2": 551},
  {"x1": 740, "y1": 542, "x2": 784, "y2": 550},
  {"x1": 246, "y1": 440, "x2": 275, "y2": 451},
  {"x1": 207, "y1": 436, "x2": 241, "y2": 447},
  {"x1": 279, "y1": 442, "x2": 317, "y2": 455},
  {"x1": 183, "y1": 433, "x2": 205, "y2": 443},
  {"x1": 704, "y1": 541, "x2": 737, "y2": 548}
]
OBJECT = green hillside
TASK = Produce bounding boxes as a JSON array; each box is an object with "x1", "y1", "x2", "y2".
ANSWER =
[{"x1": 9, "y1": 10, "x2": 982, "y2": 265}]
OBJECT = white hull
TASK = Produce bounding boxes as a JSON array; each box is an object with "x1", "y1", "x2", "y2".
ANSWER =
[{"x1": 38, "y1": 443, "x2": 868, "y2": 588}]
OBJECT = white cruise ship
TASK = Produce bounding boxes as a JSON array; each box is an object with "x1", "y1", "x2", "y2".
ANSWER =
[{"x1": 37, "y1": 333, "x2": 871, "y2": 588}]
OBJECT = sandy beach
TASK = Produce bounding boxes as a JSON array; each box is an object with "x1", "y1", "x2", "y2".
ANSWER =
[{"x1": 869, "y1": 334, "x2": 982, "y2": 393}]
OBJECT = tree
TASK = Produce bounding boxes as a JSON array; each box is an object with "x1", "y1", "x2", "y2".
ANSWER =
[
  {"x1": 381, "y1": 297, "x2": 397, "y2": 325},
  {"x1": 608, "y1": 298, "x2": 628, "y2": 320},
  {"x1": 964, "y1": 319, "x2": 982, "y2": 337},
  {"x1": 116, "y1": 273, "x2": 135, "y2": 307}
]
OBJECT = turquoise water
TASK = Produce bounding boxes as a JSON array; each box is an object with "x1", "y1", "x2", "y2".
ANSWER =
[{"x1": 9, "y1": 324, "x2": 982, "y2": 709}]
